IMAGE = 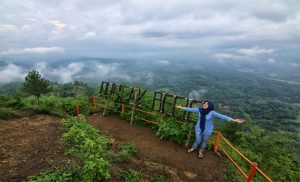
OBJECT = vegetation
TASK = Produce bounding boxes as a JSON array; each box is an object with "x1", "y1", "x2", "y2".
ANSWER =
[
  {"x1": 28, "y1": 117, "x2": 136, "y2": 181},
  {"x1": 94, "y1": 82, "x2": 300, "y2": 182},
  {"x1": 118, "y1": 169, "x2": 144, "y2": 182},
  {"x1": 23, "y1": 70, "x2": 52, "y2": 99},
  {"x1": 1, "y1": 65, "x2": 299, "y2": 181}
]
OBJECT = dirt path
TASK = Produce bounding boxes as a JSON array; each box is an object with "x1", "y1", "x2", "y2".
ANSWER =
[
  {"x1": 0, "y1": 112, "x2": 67, "y2": 182},
  {"x1": 87, "y1": 113, "x2": 226, "y2": 182},
  {"x1": 0, "y1": 111, "x2": 226, "y2": 181}
]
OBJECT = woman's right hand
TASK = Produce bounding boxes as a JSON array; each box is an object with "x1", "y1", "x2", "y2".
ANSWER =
[{"x1": 175, "y1": 104, "x2": 183, "y2": 109}]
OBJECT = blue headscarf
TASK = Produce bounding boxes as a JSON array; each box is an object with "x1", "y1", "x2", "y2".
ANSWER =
[{"x1": 199, "y1": 101, "x2": 214, "y2": 133}]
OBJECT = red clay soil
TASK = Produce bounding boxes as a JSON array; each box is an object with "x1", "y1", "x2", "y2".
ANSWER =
[
  {"x1": 87, "y1": 113, "x2": 226, "y2": 182},
  {"x1": 0, "y1": 111, "x2": 68, "y2": 182}
]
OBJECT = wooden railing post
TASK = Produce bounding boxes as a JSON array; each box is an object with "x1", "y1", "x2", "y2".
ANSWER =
[
  {"x1": 93, "y1": 96, "x2": 97, "y2": 111},
  {"x1": 246, "y1": 162, "x2": 257, "y2": 182},
  {"x1": 121, "y1": 104, "x2": 125, "y2": 119},
  {"x1": 76, "y1": 100, "x2": 79, "y2": 116},
  {"x1": 130, "y1": 89, "x2": 138, "y2": 125},
  {"x1": 185, "y1": 127, "x2": 193, "y2": 147},
  {"x1": 214, "y1": 131, "x2": 221, "y2": 153}
]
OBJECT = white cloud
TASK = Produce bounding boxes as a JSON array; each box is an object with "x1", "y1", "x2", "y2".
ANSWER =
[
  {"x1": 88, "y1": 62, "x2": 131, "y2": 81},
  {"x1": 49, "y1": 20, "x2": 66, "y2": 34},
  {"x1": 267, "y1": 58, "x2": 275, "y2": 63},
  {"x1": 1, "y1": 47, "x2": 64, "y2": 55},
  {"x1": 82, "y1": 31, "x2": 97, "y2": 40},
  {"x1": 157, "y1": 60, "x2": 170, "y2": 64},
  {"x1": 51, "y1": 62, "x2": 85, "y2": 83},
  {"x1": 0, "y1": 63, "x2": 26, "y2": 83},
  {"x1": 215, "y1": 46, "x2": 278, "y2": 61},
  {"x1": 237, "y1": 46, "x2": 277, "y2": 58},
  {"x1": 188, "y1": 89, "x2": 208, "y2": 100},
  {"x1": 0, "y1": 24, "x2": 18, "y2": 30}
]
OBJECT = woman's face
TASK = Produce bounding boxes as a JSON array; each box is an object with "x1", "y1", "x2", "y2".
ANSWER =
[{"x1": 202, "y1": 102, "x2": 209, "y2": 109}]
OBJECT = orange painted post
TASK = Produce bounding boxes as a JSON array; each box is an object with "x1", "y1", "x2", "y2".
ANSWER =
[
  {"x1": 121, "y1": 104, "x2": 125, "y2": 119},
  {"x1": 247, "y1": 162, "x2": 258, "y2": 182},
  {"x1": 214, "y1": 131, "x2": 221, "y2": 153},
  {"x1": 93, "y1": 96, "x2": 97, "y2": 111},
  {"x1": 76, "y1": 100, "x2": 79, "y2": 116}
]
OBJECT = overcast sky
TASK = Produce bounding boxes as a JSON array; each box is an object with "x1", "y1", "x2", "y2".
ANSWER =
[{"x1": 0, "y1": 0, "x2": 299, "y2": 64}]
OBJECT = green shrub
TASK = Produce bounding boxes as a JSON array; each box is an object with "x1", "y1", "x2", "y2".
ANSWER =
[
  {"x1": 111, "y1": 143, "x2": 137, "y2": 163},
  {"x1": 156, "y1": 117, "x2": 193, "y2": 144},
  {"x1": 118, "y1": 169, "x2": 144, "y2": 182},
  {"x1": 27, "y1": 161, "x2": 81, "y2": 182},
  {"x1": 0, "y1": 94, "x2": 24, "y2": 108},
  {"x1": 0, "y1": 108, "x2": 19, "y2": 119},
  {"x1": 80, "y1": 155, "x2": 110, "y2": 181},
  {"x1": 63, "y1": 97, "x2": 92, "y2": 116}
]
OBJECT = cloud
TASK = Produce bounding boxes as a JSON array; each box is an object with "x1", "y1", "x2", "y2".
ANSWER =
[
  {"x1": 267, "y1": 58, "x2": 275, "y2": 63},
  {"x1": 236, "y1": 46, "x2": 277, "y2": 58},
  {"x1": 32, "y1": 61, "x2": 131, "y2": 83},
  {"x1": 0, "y1": 0, "x2": 299, "y2": 63},
  {"x1": 0, "y1": 63, "x2": 26, "y2": 83},
  {"x1": 157, "y1": 60, "x2": 170, "y2": 64},
  {"x1": 188, "y1": 89, "x2": 208, "y2": 100},
  {"x1": 1, "y1": 47, "x2": 64, "y2": 55},
  {"x1": 87, "y1": 62, "x2": 131, "y2": 81},
  {"x1": 36, "y1": 62, "x2": 85, "y2": 83},
  {"x1": 0, "y1": 24, "x2": 18, "y2": 30},
  {"x1": 215, "y1": 46, "x2": 278, "y2": 61},
  {"x1": 48, "y1": 20, "x2": 66, "y2": 34},
  {"x1": 82, "y1": 31, "x2": 97, "y2": 40}
]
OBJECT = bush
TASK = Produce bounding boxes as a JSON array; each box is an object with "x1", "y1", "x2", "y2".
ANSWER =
[
  {"x1": 0, "y1": 94, "x2": 24, "y2": 108},
  {"x1": 118, "y1": 169, "x2": 144, "y2": 182},
  {"x1": 63, "y1": 97, "x2": 92, "y2": 116},
  {"x1": 0, "y1": 108, "x2": 19, "y2": 120},
  {"x1": 156, "y1": 117, "x2": 193, "y2": 144},
  {"x1": 111, "y1": 143, "x2": 137, "y2": 163}
]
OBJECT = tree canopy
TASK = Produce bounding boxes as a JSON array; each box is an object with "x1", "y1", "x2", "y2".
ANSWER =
[{"x1": 23, "y1": 70, "x2": 52, "y2": 99}]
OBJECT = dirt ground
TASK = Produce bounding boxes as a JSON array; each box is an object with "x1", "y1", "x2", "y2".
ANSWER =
[
  {"x1": 87, "y1": 113, "x2": 226, "y2": 182},
  {"x1": 0, "y1": 111, "x2": 226, "y2": 182},
  {"x1": 0, "y1": 111, "x2": 68, "y2": 182}
]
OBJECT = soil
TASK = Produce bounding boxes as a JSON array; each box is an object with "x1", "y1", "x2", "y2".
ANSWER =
[
  {"x1": 0, "y1": 110, "x2": 68, "y2": 182},
  {"x1": 0, "y1": 110, "x2": 226, "y2": 182},
  {"x1": 87, "y1": 113, "x2": 225, "y2": 182}
]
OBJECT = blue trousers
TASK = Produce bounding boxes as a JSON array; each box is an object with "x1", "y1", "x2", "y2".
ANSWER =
[{"x1": 192, "y1": 132, "x2": 211, "y2": 151}]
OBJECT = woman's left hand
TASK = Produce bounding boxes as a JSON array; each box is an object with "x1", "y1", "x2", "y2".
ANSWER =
[{"x1": 233, "y1": 118, "x2": 245, "y2": 123}]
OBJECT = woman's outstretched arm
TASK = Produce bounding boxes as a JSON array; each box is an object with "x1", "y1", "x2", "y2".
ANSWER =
[
  {"x1": 175, "y1": 104, "x2": 199, "y2": 113},
  {"x1": 212, "y1": 111, "x2": 244, "y2": 123}
]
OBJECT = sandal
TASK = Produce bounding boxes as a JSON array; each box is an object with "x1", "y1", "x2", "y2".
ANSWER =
[
  {"x1": 198, "y1": 150, "x2": 204, "y2": 158},
  {"x1": 187, "y1": 148, "x2": 195, "y2": 153}
]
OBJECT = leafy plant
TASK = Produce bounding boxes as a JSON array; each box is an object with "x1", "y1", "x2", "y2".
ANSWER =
[
  {"x1": 156, "y1": 117, "x2": 193, "y2": 144},
  {"x1": 27, "y1": 161, "x2": 81, "y2": 182},
  {"x1": 118, "y1": 169, "x2": 144, "y2": 182},
  {"x1": 111, "y1": 143, "x2": 137, "y2": 163},
  {"x1": 0, "y1": 107, "x2": 19, "y2": 119}
]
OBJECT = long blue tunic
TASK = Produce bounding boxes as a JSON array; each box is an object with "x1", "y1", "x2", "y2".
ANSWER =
[{"x1": 183, "y1": 107, "x2": 233, "y2": 135}]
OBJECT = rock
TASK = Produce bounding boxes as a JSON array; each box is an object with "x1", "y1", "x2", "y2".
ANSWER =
[{"x1": 183, "y1": 171, "x2": 197, "y2": 179}]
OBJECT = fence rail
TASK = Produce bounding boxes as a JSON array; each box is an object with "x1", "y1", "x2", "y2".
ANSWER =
[{"x1": 76, "y1": 96, "x2": 273, "y2": 182}]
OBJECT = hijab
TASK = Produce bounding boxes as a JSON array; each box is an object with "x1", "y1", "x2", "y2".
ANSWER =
[{"x1": 199, "y1": 101, "x2": 214, "y2": 133}]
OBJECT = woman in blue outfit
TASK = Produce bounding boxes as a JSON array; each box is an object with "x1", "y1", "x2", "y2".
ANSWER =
[{"x1": 176, "y1": 101, "x2": 244, "y2": 158}]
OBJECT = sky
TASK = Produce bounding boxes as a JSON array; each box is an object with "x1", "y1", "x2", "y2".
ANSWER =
[{"x1": 0, "y1": 0, "x2": 300, "y2": 83}]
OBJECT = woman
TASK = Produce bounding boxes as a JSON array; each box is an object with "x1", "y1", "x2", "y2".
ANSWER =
[{"x1": 176, "y1": 101, "x2": 244, "y2": 158}]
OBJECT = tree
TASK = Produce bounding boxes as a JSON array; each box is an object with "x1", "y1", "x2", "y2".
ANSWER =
[{"x1": 23, "y1": 70, "x2": 52, "y2": 99}]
